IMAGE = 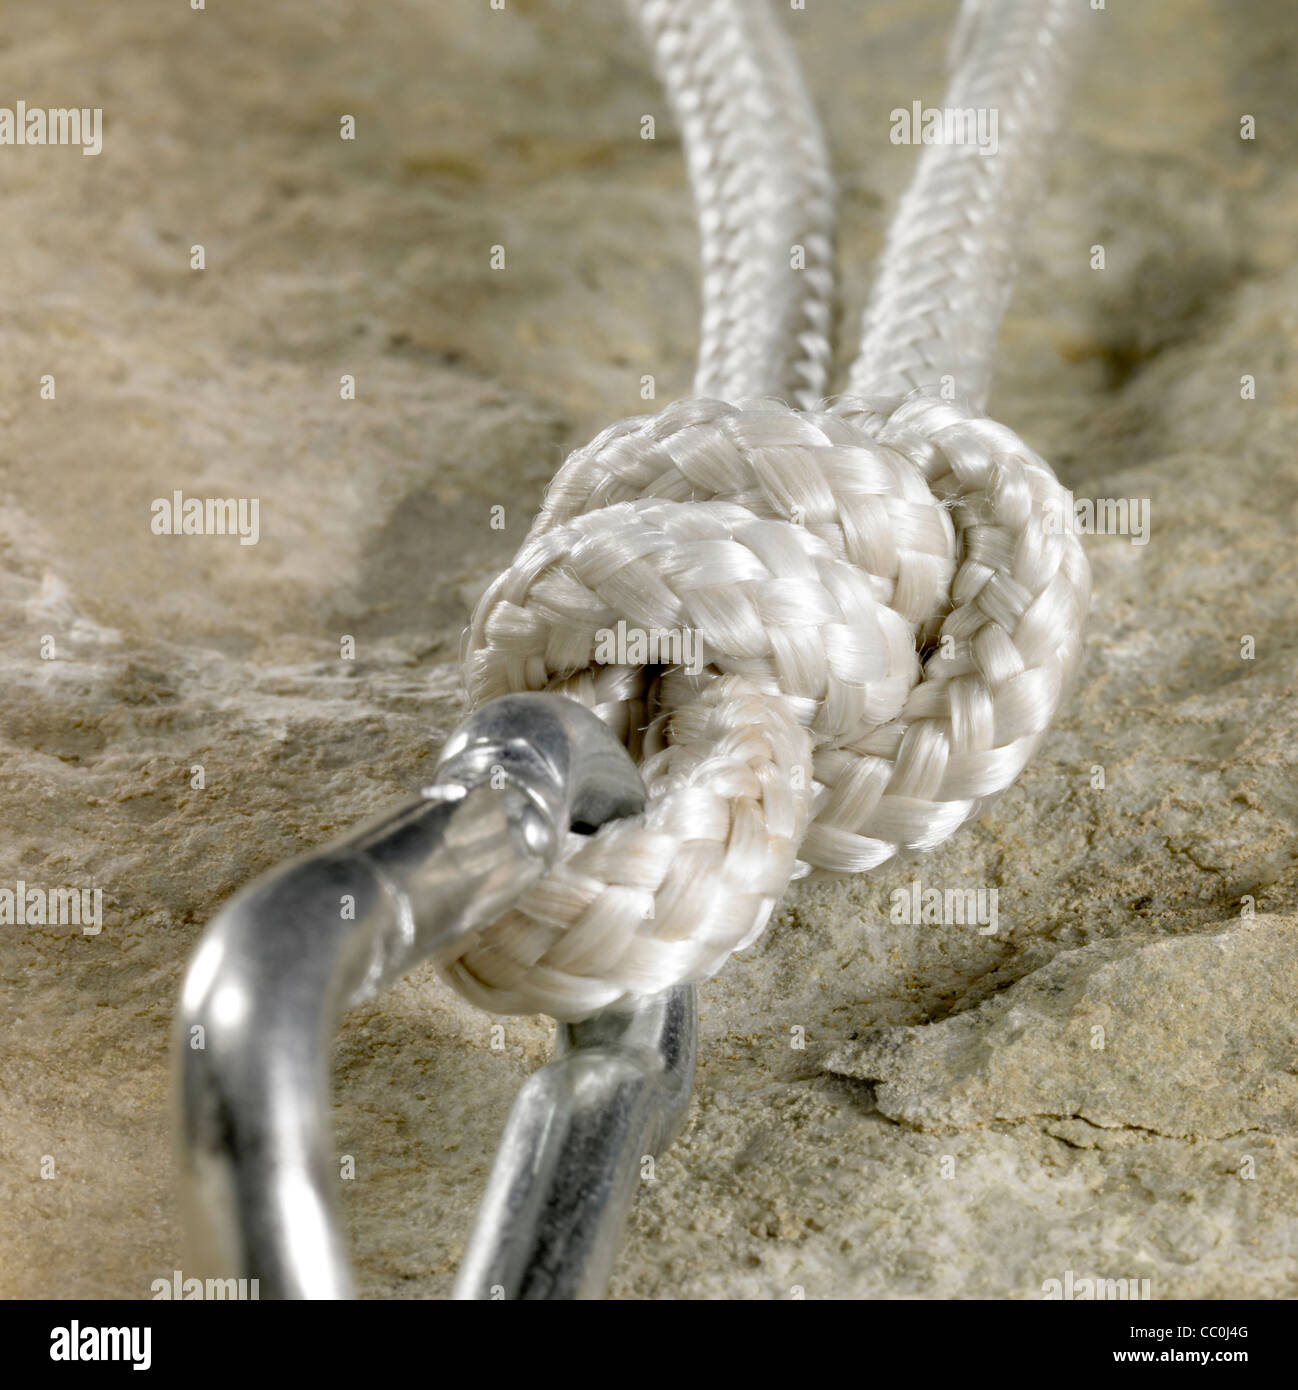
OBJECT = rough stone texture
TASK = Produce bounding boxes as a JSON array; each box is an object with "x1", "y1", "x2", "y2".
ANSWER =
[
  {"x1": 821, "y1": 918, "x2": 1298, "y2": 1140},
  {"x1": 2, "y1": 0, "x2": 1297, "y2": 1300}
]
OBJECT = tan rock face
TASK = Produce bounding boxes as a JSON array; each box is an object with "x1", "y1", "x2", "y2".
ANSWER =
[
  {"x1": 2, "y1": 0, "x2": 1297, "y2": 1299},
  {"x1": 821, "y1": 918, "x2": 1298, "y2": 1140}
]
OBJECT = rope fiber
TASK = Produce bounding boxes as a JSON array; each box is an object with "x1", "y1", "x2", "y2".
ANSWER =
[
  {"x1": 630, "y1": 0, "x2": 836, "y2": 408},
  {"x1": 443, "y1": 0, "x2": 1092, "y2": 1019},
  {"x1": 849, "y1": 0, "x2": 1086, "y2": 406}
]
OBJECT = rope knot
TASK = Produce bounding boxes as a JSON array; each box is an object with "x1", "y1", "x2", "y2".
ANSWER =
[{"x1": 449, "y1": 392, "x2": 1089, "y2": 1018}]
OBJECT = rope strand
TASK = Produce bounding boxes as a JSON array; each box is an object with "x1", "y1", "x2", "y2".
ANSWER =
[
  {"x1": 848, "y1": 0, "x2": 1087, "y2": 407},
  {"x1": 445, "y1": 0, "x2": 1091, "y2": 1019},
  {"x1": 629, "y1": 0, "x2": 836, "y2": 406}
]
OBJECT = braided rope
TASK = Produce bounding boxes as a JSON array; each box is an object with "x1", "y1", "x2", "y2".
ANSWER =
[
  {"x1": 441, "y1": 0, "x2": 1091, "y2": 1019},
  {"x1": 630, "y1": 0, "x2": 836, "y2": 408},
  {"x1": 848, "y1": 0, "x2": 1087, "y2": 406}
]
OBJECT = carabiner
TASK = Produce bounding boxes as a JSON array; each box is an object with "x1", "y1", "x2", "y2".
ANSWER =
[{"x1": 175, "y1": 692, "x2": 690, "y2": 1299}]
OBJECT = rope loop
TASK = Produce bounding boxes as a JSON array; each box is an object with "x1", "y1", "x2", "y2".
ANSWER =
[{"x1": 447, "y1": 392, "x2": 1089, "y2": 1018}]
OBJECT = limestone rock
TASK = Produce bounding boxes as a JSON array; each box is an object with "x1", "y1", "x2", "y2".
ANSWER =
[
  {"x1": 3, "y1": 0, "x2": 1298, "y2": 1301},
  {"x1": 820, "y1": 917, "x2": 1298, "y2": 1139}
]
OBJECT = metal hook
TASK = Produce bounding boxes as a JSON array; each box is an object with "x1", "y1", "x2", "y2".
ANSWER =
[
  {"x1": 454, "y1": 981, "x2": 696, "y2": 1299},
  {"x1": 175, "y1": 692, "x2": 694, "y2": 1299}
]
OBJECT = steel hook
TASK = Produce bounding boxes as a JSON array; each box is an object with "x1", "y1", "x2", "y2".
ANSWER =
[{"x1": 175, "y1": 692, "x2": 692, "y2": 1299}]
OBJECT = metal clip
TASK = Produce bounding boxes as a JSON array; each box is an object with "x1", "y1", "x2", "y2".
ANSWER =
[
  {"x1": 175, "y1": 692, "x2": 695, "y2": 1299},
  {"x1": 454, "y1": 980, "x2": 695, "y2": 1299}
]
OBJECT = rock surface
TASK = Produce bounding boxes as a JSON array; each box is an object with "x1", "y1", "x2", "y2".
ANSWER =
[
  {"x1": 2, "y1": 0, "x2": 1297, "y2": 1299},
  {"x1": 821, "y1": 917, "x2": 1298, "y2": 1141}
]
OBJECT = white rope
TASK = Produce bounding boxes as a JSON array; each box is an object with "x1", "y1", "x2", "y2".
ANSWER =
[
  {"x1": 630, "y1": 0, "x2": 836, "y2": 407},
  {"x1": 442, "y1": 0, "x2": 1091, "y2": 1019},
  {"x1": 849, "y1": 0, "x2": 1086, "y2": 406}
]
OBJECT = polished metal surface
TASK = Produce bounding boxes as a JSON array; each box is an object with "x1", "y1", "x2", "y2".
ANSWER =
[
  {"x1": 175, "y1": 693, "x2": 651, "y2": 1299},
  {"x1": 453, "y1": 982, "x2": 696, "y2": 1300}
]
